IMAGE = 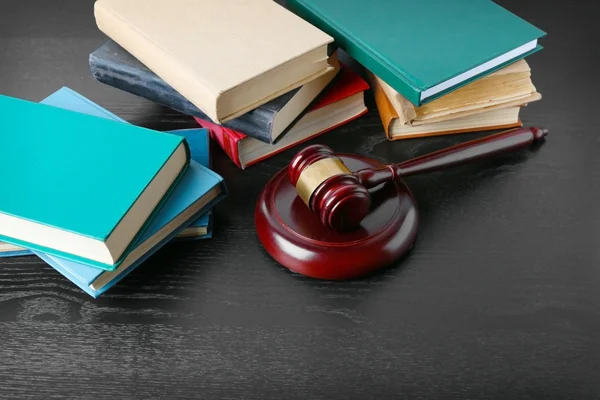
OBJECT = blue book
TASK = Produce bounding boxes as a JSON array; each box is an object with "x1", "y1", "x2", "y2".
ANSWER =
[
  {"x1": 30, "y1": 88, "x2": 227, "y2": 297},
  {"x1": 0, "y1": 93, "x2": 190, "y2": 271},
  {"x1": 0, "y1": 88, "x2": 215, "y2": 258}
]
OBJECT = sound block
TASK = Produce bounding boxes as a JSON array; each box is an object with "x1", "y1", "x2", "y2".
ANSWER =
[{"x1": 255, "y1": 154, "x2": 419, "y2": 280}]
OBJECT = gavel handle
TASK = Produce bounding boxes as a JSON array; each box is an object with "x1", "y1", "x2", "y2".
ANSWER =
[{"x1": 355, "y1": 126, "x2": 548, "y2": 188}]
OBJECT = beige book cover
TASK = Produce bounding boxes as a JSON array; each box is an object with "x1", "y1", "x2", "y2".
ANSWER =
[{"x1": 94, "y1": 0, "x2": 334, "y2": 123}]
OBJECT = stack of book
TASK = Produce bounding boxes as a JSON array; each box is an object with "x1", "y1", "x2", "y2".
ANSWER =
[
  {"x1": 0, "y1": 88, "x2": 227, "y2": 297},
  {"x1": 369, "y1": 60, "x2": 541, "y2": 140},
  {"x1": 89, "y1": 0, "x2": 370, "y2": 169},
  {"x1": 88, "y1": 0, "x2": 546, "y2": 167},
  {"x1": 286, "y1": 0, "x2": 546, "y2": 141}
]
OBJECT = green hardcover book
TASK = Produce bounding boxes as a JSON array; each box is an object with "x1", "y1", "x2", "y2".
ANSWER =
[
  {"x1": 287, "y1": 0, "x2": 546, "y2": 106},
  {"x1": 0, "y1": 94, "x2": 189, "y2": 271}
]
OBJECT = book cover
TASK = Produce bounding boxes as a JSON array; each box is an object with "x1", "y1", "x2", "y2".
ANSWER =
[
  {"x1": 35, "y1": 159, "x2": 226, "y2": 298},
  {"x1": 90, "y1": 40, "x2": 338, "y2": 144},
  {"x1": 94, "y1": 0, "x2": 333, "y2": 123},
  {"x1": 0, "y1": 90, "x2": 215, "y2": 258},
  {"x1": 287, "y1": 0, "x2": 546, "y2": 106},
  {"x1": 0, "y1": 94, "x2": 189, "y2": 270},
  {"x1": 167, "y1": 128, "x2": 214, "y2": 240},
  {"x1": 196, "y1": 67, "x2": 369, "y2": 169}
]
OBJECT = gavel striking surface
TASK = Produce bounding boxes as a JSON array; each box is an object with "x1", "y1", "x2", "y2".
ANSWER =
[{"x1": 255, "y1": 154, "x2": 419, "y2": 280}]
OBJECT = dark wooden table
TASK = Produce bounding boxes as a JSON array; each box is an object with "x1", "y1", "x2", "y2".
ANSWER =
[{"x1": 1, "y1": 1, "x2": 599, "y2": 398}]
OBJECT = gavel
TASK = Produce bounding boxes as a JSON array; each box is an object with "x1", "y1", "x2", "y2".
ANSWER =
[{"x1": 289, "y1": 126, "x2": 548, "y2": 231}]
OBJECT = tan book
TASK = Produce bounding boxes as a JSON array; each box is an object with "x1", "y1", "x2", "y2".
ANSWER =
[
  {"x1": 370, "y1": 71, "x2": 527, "y2": 141},
  {"x1": 94, "y1": 0, "x2": 334, "y2": 124},
  {"x1": 374, "y1": 59, "x2": 541, "y2": 127}
]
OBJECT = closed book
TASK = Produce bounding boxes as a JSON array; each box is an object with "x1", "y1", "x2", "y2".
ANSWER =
[
  {"x1": 89, "y1": 40, "x2": 340, "y2": 144},
  {"x1": 94, "y1": 0, "x2": 334, "y2": 124},
  {"x1": 0, "y1": 90, "x2": 215, "y2": 258},
  {"x1": 36, "y1": 160, "x2": 226, "y2": 298},
  {"x1": 287, "y1": 0, "x2": 546, "y2": 106},
  {"x1": 196, "y1": 67, "x2": 369, "y2": 169},
  {"x1": 0, "y1": 133, "x2": 212, "y2": 258},
  {"x1": 0, "y1": 94, "x2": 189, "y2": 270}
]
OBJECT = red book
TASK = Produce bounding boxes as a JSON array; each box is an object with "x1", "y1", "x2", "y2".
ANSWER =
[{"x1": 195, "y1": 67, "x2": 369, "y2": 169}]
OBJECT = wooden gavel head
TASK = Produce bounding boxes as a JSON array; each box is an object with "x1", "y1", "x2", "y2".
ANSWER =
[{"x1": 288, "y1": 144, "x2": 371, "y2": 231}]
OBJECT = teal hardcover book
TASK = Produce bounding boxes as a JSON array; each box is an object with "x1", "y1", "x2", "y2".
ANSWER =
[
  {"x1": 0, "y1": 94, "x2": 190, "y2": 270},
  {"x1": 0, "y1": 89, "x2": 214, "y2": 258},
  {"x1": 287, "y1": 0, "x2": 546, "y2": 106}
]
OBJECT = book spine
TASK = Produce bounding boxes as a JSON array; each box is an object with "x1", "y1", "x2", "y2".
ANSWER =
[
  {"x1": 286, "y1": 0, "x2": 423, "y2": 106},
  {"x1": 194, "y1": 118, "x2": 243, "y2": 169},
  {"x1": 223, "y1": 107, "x2": 276, "y2": 144},
  {"x1": 94, "y1": 2, "x2": 220, "y2": 121},
  {"x1": 89, "y1": 52, "x2": 212, "y2": 121}
]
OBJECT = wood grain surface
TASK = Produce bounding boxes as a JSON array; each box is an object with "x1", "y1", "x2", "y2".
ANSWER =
[{"x1": 1, "y1": 0, "x2": 600, "y2": 398}]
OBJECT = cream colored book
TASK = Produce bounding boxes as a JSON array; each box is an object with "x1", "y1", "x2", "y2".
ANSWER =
[
  {"x1": 94, "y1": 0, "x2": 334, "y2": 124},
  {"x1": 375, "y1": 60, "x2": 541, "y2": 127}
]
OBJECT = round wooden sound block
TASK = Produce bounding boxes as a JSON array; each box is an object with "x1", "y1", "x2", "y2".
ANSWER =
[{"x1": 255, "y1": 154, "x2": 419, "y2": 280}]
